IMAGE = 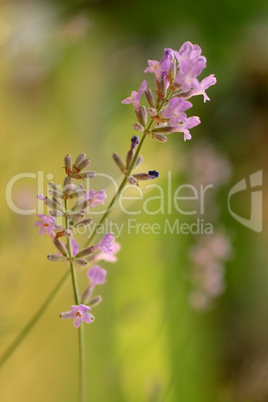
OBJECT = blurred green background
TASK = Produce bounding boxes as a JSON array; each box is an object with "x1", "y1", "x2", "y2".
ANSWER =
[{"x1": 0, "y1": 0, "x2": 268, "y2": 401}]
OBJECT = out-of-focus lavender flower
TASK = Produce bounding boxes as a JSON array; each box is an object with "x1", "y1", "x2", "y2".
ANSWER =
[
  {"x1": 189, "y1": 232, "x2": 232, "y2": 310},
  {"x1": 90, "y1": 241, "x2": 121, "y2": 264},
  {"x1": 87, "y1": 266, "x2": 107, "y2": 289},
  {"x1": 34, "y1": 214, "x2": 56, "y2": 237},
  {"x1": 160, "y1": 97, "x2": 192, "y2": 125},
  {"x1": 172, "y1": 116, "x2": 201, "y2": 141},
  {"x1": 173, "y1": 41, "x2": 202, "y2": 64},
  {"x1": 121, "y1": 80, "x2": 147, "y2": 110},
  {"x1": 92, "y1": 233, "x2": 114, "y2": 253},
  {"x1": 84, "y1": 189, "x2": 107, "y2": 207},
  {"x1": 60, "y1": 304, "x2": 93, "y2": 328}
]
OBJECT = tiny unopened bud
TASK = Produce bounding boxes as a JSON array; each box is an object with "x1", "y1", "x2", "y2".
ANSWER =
[
  {"x1": 126, "y1": 149, "x2": 134, "y2": 170},
  {"x1": 49, "y1": 210, "x2": 63, "y2": 217},
  {"x1": 48, "y1": 182, "x2": 61, "y2": 192},
  {"x1": 63, "y1": 176, "x2": 72, "y2": 188},
  {"x1": 133, "y1": 173, "x2": 150, "y2": 181},
  {"x1": 76, "y1": 246, "x2": 94, "y2": 258},
  {"x1": 69, "y1": 211, "x2": 85, "y2": 221},
  {"x1": 53, "y1": 238, "x2": 67, "y2": 256},
  {"x1": 88, "y1": 295, "x2": 102, "y2": 307},
  {"x1": 135, "y1": 106, "x2": 147, "y2": 126},
  {"x1": 168, "y1": 58, "x2": 176, "y2": 84},
  {"x1": 145, "y1": 89, "x2": 156, "y2": 108},
  {"x1": 74, "y1": 218, "x2": 93, "y2": 228},
  {"x1": 151, "y1": 132, "x2": 168, "y2": 142},
  {"x1": 49, "y1": 189, "x2": 63, "y2": 198},
  {"x1": 47, "y1": 254, "x2": 66, "y2": 262},
  {"x1": 80, "y1": 171, "x2": 96, "y2": 179},
  {"x1": 74, "y1": 153, "x2": 86, "y2": 167},
  {"x1": 133, "y1": 123, "x2": 144, "y2": 132},
  {"x1": 71, "y1": 199, "x2": 90, "y2": 212},
  {"x1": 77, "y1": 158, "x2": 91, "y2": 171},
  {"x1": 152, "y1": 125, "x2": 173, "y2": 134},
  {"x1": 128, "y1": 176, "x2": 137, "y2": 185},
  {"x1": 156, "y1": 76, "x2": 167, "y2": 99},
  {"x1": 131, "y1": 135, "x2": 139, "y2": 149},
  {"x1": 63, "y1": 183, "x2": 75, "y2": 196},
  {"x1": 112, "y1": 153, "x2": 125, "y2": 172},
  {"x1": 148, "y1": 107, "x2": 157, "y2": 117},
  {"x1": 64, "y1": 154, "x2": 72, "y2": 173},
  {"x1": 64, "y1": 229, "x2": 73, "y2": 237},
  {"x1": 135, "y1": 155, "x2": 143, "y2": 168},
  {"x1": 74, "y1": 258, "x2": 88, "y2": 267},
  {"x1": 81, "y1": 287, "x2": 93, "y2": 304}
]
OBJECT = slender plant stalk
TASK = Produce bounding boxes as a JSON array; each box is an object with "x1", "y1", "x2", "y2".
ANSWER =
[
  {"x1": 65, "y1": 199, "x2": 85, "y2": 402},
  {"x1": 0, "y1": 93, "x2": 170, "y2": 369}
]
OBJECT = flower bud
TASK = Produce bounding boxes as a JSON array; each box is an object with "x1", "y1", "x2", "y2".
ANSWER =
[
  {"x1": 47, "y1": 254, "x2": 66, "y2": 262},
  {"x1": 77, "y1": 158, "x2": 91, "y2": 171},
  {"x1": 49, "y1": 210, "x2": 63, "y2": 217},
  {"x1": 135, "y1": 106, "x2": 147, "y2": 126},
  {"x1": 148, "y1": 170, "x2": 159, "y2": 179},
  {"x1": 71, "y1": 199, "x2": 90, "y2": 212},
  {"x1": 74, "y1": 153, "x2": 86, "y2": 167},
  {"x1": 52, "y1": 196, "x2": 63, "y2": 210},
  {"x1": 151, "y1": 132, "x2": 168, "y2": 142},
  {"x1": 133, "y1": 123, "x2": 144, "y2": 132},
  {"x1": 126, "y1": 149, "x2": 134, "y2": 170},
  {"x1": 81, "y1": 287, "x2": 93, "y2": 304},
  {"x1": 64, "y1": 154, "x2": 72, "y2": 175},
  {"x1": 156, "y1": 76, "x2": 166, "y2": 99},
  {"x1": 68, "y1": 211, "x2": 85, "y2": 221},
  {"x1": 168, "y1": 58, "x2": 176, "y2": 84},
  {"x1": 49, "y1": 189, "x2": 64, "y2": 198},
  {"x1": 128, "y1": 176, "x2": 137, "y2": 185},
  {"x1": 74, "y1": 218, "x2": 93, "y2": 228},
  {"x1": 53, "y1": 238, "x2": 67, "y2": 256},
  {"x1": 63, "y1": 176, "x2": 72, "y2": 188},
  {"x1": 80, "y1": 171, "x2": 96, "y2": 179},
  {"x1": 148, "y1": 107, "x2": 157, "y2": 117},
  {"x1": 145, "y1": 89, "x2": 156, "y2": 108},
  {"x1": 74, "y1": 258, "x2": 88, "y2": 267},
  {"x1": 63, "y1": 183, "x2": 75, "y2": 196},
  {"x1": 76, "y1": 246, "x2": 94, "y2": 258},
  {"x1": 133, "y1": 173, "x2": 150, "y2": 181},
  {"x1": 152, "y1": 125, "x2": 173, "y2": 134},
  {"x1": 135, "y1": 156, "x2": 143, "y2": 168},
  {"x1": 64, "y1": 229, "x2": 73, "y2": 237},
  {"x1": 48, "y1": 182, "x2": 61, "y2": 192},
  {"x1": 112, "y1": 153, "x2": 125, "y2": 173},
  {"x1": 88, "y1": 295, "x2": 102, "y2": 307}
]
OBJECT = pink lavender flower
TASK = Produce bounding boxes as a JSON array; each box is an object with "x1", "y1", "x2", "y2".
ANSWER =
[
  {"x1": 160, "y1": 97, "x2": 192, "y2": 126},
  {"x1": 189, "y1": 74, "x2": 217, "y2": 102},
  {"x1": 172, "y1": 116, "x2": 201, "y2": 141},
  {"x1": 175, "y1": 56, "x2": 207, "y2": 92},
  {"x1": 87, "y1": 266, "x2": 107, "y2": 289},
  {"x1": 84, "y1": 189, "x2": 107, "y2": 207},
  {"x1": 91, "y1": 241, "x2": 121, "y2": 263},
  {"x1": 121, "y1": 80, "x2": 147, "y2": 110},
  {"x1": 173, "y1": 41, "x2": 202, "y2": 64},
  {"x1": 60, "y1": 304, "x2": 92, "y2": 328},
  {"x1": 92, "y1": 233, "x2": 114, "y2": 253},
  {"x1": 144, "y1": 48, "x2": 174, "y2": 81},
  {"x1": 34, "y1": 214, "x2": 56, "y2": 237}
]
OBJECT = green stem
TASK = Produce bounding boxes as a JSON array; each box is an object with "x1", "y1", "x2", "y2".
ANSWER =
[
  {"x1": 0, "y1": 270, "x2": 70, "y2": 368},
  {"x1": 64, "y1": 199, "x2": 85, "y2": 402}
]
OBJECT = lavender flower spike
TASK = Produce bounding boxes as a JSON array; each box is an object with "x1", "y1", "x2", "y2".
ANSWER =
[
  {"x1": 121, "y1": 80, "x2": 147, "y2": 110},
  {"x1": 60, "y1": 304, "x2": 93, "y2": 328}
]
